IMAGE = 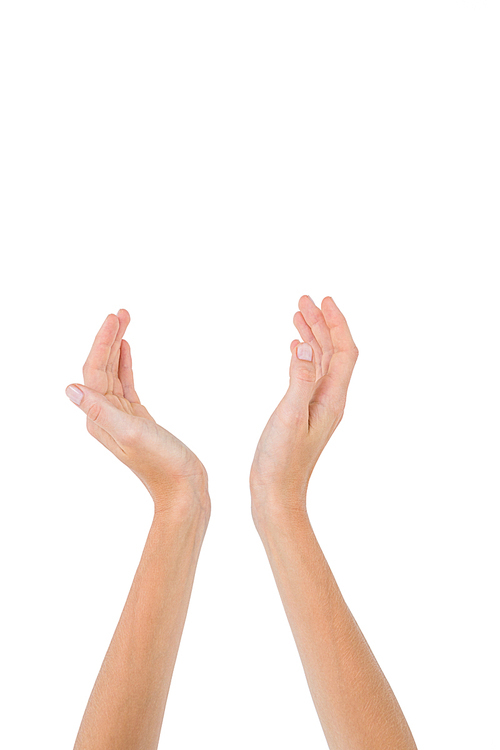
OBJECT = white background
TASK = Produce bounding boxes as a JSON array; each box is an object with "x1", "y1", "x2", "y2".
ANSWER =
[{"x1": 1, "y1": 2, "x2": 498, "y2": 748}]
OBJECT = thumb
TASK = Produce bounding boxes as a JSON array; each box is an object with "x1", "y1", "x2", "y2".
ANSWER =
[
  {"x1": 283, "y1": 341, "x2": 317, "y2": 412},
  {"x1": 65, "y1": 383, "x2": 132, "y2": 438}
]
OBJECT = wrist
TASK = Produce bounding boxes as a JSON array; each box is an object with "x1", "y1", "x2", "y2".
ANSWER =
[
  {"x1": 251, "y1": 488, "x2": 308, "y2": 531},
  {"x1": 151, "y1": 477, "x2": 211, "y2": 525},
  {"x1": 153, "y1": 495, "x2": 211, "y2": 530}
]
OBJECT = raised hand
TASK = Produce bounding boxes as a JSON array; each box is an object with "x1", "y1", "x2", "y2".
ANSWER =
[
  {"x1": 249, "y1": 298, "x2": 418, "y2": 750},
  {"x1": 250, "y1": 295, "x2": 358, "y2": 516},
  {"x1": 65, "y1": 309, "x2": 209, "y2": 513}
]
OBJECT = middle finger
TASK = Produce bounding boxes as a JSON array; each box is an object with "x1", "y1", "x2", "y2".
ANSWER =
[{"x1": 298, "y1": 295, "x2": 335, "y2": 374}]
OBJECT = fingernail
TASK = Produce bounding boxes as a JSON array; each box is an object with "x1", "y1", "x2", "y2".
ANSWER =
[
  {"x1": 297, "y1": 343, "x2": 313, "y2": 361},
  {"x1": 66, "y1": 385, "x2": 83, "y2": 405},
  {"x1": 308, "y1": 295, "x2": 316, "y2": 305}
]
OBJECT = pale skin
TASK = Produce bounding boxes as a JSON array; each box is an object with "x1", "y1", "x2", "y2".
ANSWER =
[{"x1": 66, "y1": 296, "x2": 418, "y2": 750}]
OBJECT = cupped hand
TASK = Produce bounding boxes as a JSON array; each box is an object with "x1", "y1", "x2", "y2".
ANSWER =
[
  {"x1": 250, "y1": 295, "x2": 358, "y2": 515},
  {"x1": 65, "y1": 310, "x2": 209, "y2": 513}
]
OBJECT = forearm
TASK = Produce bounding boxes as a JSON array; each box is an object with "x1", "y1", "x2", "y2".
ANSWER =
[
  {"x1": 73, "y1": 496, "x2": 210, "y2": 750},
  {"x1": 252, "y1": 499, "x2": 417, "y2": 750}
]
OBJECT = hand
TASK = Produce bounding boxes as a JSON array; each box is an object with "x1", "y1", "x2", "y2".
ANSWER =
[
  {"x1": 250, "y1": 295, "x2": 358, "y2": 516},
  {"x1": 65, "y1": 309, "x2": 210, "y2": 515}
]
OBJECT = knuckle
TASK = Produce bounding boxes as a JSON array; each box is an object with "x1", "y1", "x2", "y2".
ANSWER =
[
  {"x1": 87, "y1": 402, "x2": 102, "y2": 423},
  {"x1": 296, "y1": 366, "x2": 316, "y2": 383},
  {"x1": 308, "y1": 308, "x2": 321, "y2": 325}
]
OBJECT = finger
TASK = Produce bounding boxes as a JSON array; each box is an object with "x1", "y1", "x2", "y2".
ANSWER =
[
  {"x1": 293, "y1": 311, "x2": 323, "y2": 379},
  {"x1": 118, "y1": 338, "x2": 141, "y2": 404},
  {"x1": 107, "y1": 309, "x2": 131, "y2": 397},
  {"x1": 298, "y1": 295, "x2": 335, "y2": 375},
  {"x1": 290, "y1": 338, "x2": 300, "y2": 353},
  {"x1": 313, "y1": 297, "x2": 359, "y2": 413},
  {"x1": 82, "y1": 314, "x2": 120, "y2": 393},
  {"x1": 321, "y1": 296, "x2": 358, "y2": 354},
  {"x1": 281, "y1": 341, "x2": 317, "y2": 424},
  {"x1": 65, "y1": 383, "x2": 132, "y2": 452}
]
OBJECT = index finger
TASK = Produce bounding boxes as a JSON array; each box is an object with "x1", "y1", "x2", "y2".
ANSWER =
[{"x1": 82, "y1": 313, "x2": 120, "y2": 393}]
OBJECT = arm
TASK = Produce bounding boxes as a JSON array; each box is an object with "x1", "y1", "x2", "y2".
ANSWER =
[
  {"x1": 66, "y1": 309, "x2": 211, "y2": 750},
  {"x1": 73, "y1": 500, "x2": 209, "y2": 750},
  {"x1": 250, "y1": 295, "x2": 417, "y2": 750},
  {"x1": 252, "y1": 504, "x2": 416, "y2": 750}
]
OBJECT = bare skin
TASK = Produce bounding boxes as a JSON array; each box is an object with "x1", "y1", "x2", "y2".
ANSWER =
[
  {"x1": 66, "y1": 310, "x2": 210, "y2": 750},
  {"x1": 250, "y1": 295, "x2": 418, "y2": 750},
  {"x1": 67, "y1": 299, "x2": 417, "y2": 750},
  {"x1": 250, "y1": 295, "x2": 359, "y2": 510},
  {"x1": 70, "y1": 308, "x2": 210, "y2": 510}
]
